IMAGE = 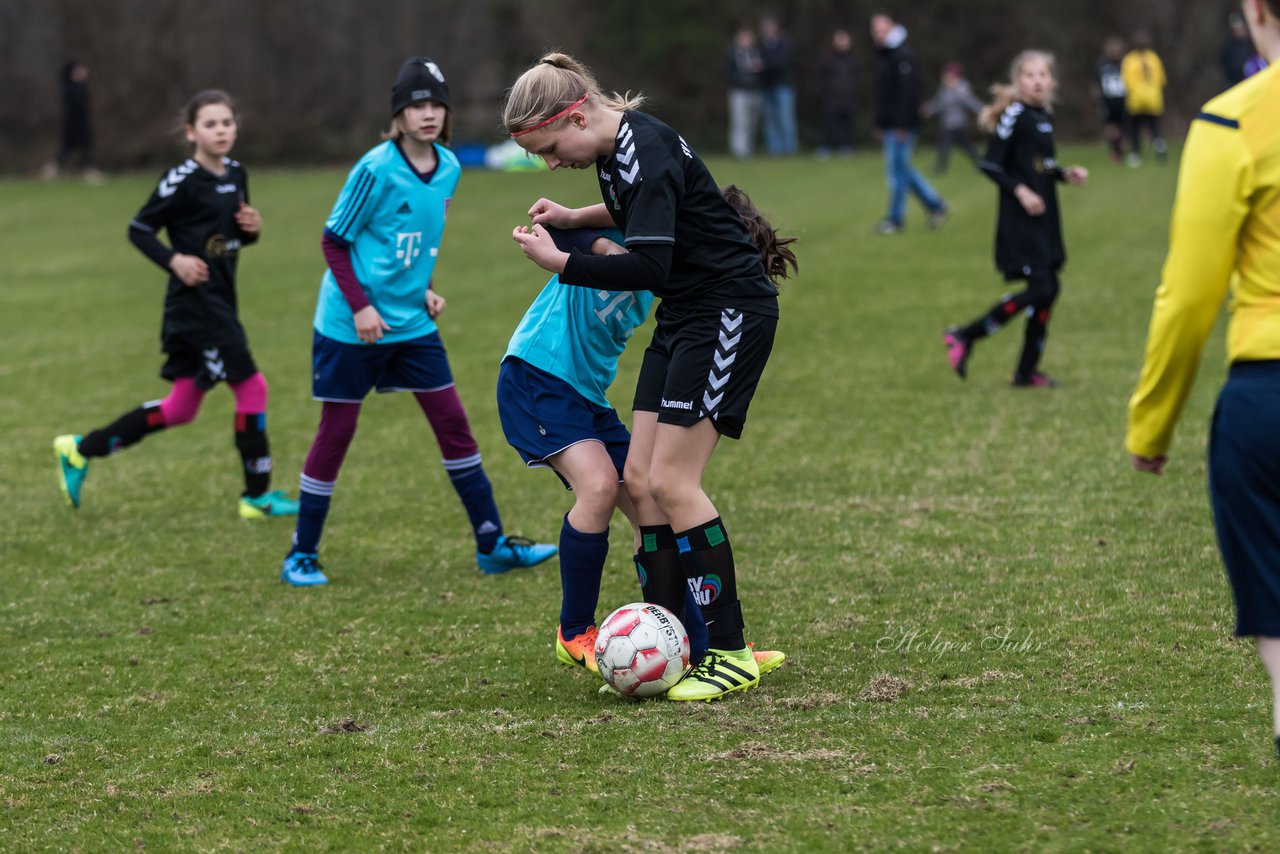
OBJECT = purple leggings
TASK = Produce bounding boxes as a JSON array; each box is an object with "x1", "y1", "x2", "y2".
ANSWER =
[{"x1": 303, "y1": 387, "x2": 480, "y2": 482}]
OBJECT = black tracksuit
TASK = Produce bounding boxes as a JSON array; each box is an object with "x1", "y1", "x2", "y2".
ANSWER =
[{"x1": 958, "y1": 101, "x2": 1068, "y2": 380}]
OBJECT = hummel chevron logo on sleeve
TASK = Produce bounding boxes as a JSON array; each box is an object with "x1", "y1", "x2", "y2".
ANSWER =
[
  {"x1": 158, "y1": 160, "x2": 198, "y2": 198},
  {"x1": 996, "y1": 103, "x2": 1023, "y2": 140},
  {"x1": 615, "y1": 121, "x2": 641, "y2": 184}
]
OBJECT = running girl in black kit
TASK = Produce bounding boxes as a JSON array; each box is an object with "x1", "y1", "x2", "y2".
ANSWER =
[
  {"x1": 54, "y1": 90, "x2": 298, "y2": 519},
  {"x1": 943, "y1": 51, "x2": 1088, "y2": 387},
  {"x1": 504, "y1": 53, "x2": 794, "y2": 701}
]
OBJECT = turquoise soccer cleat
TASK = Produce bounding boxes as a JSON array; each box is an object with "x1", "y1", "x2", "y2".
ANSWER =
[
  {"x1": 476, "y1": 535, "x2": 557, "y2": 575},
  {"x1": 239, "y1": 490, "x2": 301, "y2": 519},
  {"x1": 53, "y1": 434, "x2": 89, "y2": 509},
  {"x1": 280, "y1": 551, "x2": 328, "y2": 587}
]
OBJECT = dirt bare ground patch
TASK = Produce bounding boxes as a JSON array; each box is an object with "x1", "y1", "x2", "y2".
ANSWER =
[
  {"x1": 320, "y1": 718, "x2": 370, "y2": 734},
  {"x1": 858, "y1": 674, "x2": 910, "y2": 702}
]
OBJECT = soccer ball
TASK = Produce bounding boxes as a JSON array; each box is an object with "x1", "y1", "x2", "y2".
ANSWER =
[{"x1": 593, "y1": 603, "x2": 690, "y2": 697}]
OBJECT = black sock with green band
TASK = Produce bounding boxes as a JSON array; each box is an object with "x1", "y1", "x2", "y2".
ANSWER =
[
  {"x1": 674, "y1": 517, "x2": 745, "y2": 650},
  {"x1": 635, "y1": 524, "x2": 685, "y2": 616}
]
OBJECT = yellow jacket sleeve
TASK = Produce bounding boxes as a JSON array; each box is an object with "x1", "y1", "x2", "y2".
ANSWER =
[
  {"x1": 1125, "y1": 118, "x2": 1253, "y2": 459},
  {"x1": 1120, "y1": 55, "x2": 1138, "y2": 91}
]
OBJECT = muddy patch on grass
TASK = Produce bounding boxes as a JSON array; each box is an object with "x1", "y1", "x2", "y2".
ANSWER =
[
  {"x1": 320, "y1": 718, "x2": 370, "y2": 734},
  {"x1": 708, "y1": 742, "x2": 865, "y2": 765},
  {"x1": 858, "y1": 674, "x2": 910, "y2": 702}
]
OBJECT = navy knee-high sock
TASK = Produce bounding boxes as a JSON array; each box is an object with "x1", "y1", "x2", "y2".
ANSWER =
[
  {"x1": 558, "y1": 515, "x2": 609, "y2": 638},
  {"x1": 445, "y1": 460, "x2": 502, "y2": 553},
  {"x1": 291, "y1": 474, "x2": 334, "y2": 555},
  {"x1": 682, "y1": 584, "x2": 710, "y2": 664}
]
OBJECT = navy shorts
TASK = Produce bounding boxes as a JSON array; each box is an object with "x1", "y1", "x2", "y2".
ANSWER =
[
  {"x1": 1208, "y1": 360, "x2": 1280, "y2": 637},
  {"x1": 496, "y1": 357, "x2": 630, "y2": 487},
  {"x1": 312, "y1": 330, "x2": 454, "y2": 402}
]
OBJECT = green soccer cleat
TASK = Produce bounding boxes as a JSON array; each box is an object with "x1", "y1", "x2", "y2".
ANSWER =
[
  {"x1": 665, "y1": 647, "x2": 760, "y2": 702},
  {"x1": 53, "y1": 434, "x2": 89, "y2": 509},
  {"x1": 556, "y1": 625, "x2": 599, "y2": 674},
  {"x1": 239, "y1": 490, "x2": 300, "y2": 519}
]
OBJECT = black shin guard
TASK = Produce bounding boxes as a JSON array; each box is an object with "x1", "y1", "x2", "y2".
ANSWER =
[
  {"x1": 635, "y1": 525, "x2": 685, "y2": 616},
  {"x1": 234, "y1": 412, "x2": 272, "y2": 498},
  {"x1": 675, "y1": 518, "x2": 745, "y2": 650},
  {"x1": 78, "y1": 404, "x2": 165, "y2": 458}
]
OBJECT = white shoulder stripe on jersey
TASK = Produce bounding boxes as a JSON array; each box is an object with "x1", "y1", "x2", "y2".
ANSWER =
[
  {"x1": 157, "y1": 160, "x2": 199, "y2": 198},
  {"x1": 624, "y1": 235, "x2": 675, "y2": 244},
  {"x1": 129, "y1": 219, "x2": 155, "y2": 233},
  {"x1": 996, "y1": 103, "x2": 1023, "y2": 140}
]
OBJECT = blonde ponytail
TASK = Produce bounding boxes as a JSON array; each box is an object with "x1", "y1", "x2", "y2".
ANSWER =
[
  {"x1": 978, "y1": 84, "x2": 1019, "y2": 133},
  {"x1": 502, "y1": 52, "x2": 644, "y2": 136}
]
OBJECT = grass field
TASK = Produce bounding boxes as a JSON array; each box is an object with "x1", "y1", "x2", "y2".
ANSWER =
[{"x1": 2, "y1": 145, "x2": 1276, "y2": 852}]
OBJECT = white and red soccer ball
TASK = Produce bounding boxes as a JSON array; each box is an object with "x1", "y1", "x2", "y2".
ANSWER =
[{"x1": 593, "y1": 603, "x2": 690, "y2": 697}]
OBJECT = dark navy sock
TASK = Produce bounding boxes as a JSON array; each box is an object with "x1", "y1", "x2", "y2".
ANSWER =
[
  {"x1": 291, "y1": 474, "x2": 333, "y2": 555},
  {"x1": 682, "y1": 584, "x2": 709, "y2": 665},
  {"x1": 558, "y1": 515, "x2": 609, "y2": 638},
  {"x1": 446, "y1": 462, "x2": 502, "y2": 553}
]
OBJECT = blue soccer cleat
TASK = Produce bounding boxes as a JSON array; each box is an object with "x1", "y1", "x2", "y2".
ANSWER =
[
  {"x1": 476, "y1": 535, "x2": 558, "y2": 575},
  {"x1": 281, "y1": 551, "x2": 328, "y2": 587},
  {"x1": 54, "y1": 434, "x2": 89, "y2": 509}
]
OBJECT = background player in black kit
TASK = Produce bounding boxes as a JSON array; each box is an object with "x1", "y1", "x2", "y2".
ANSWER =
[
  {"x1": 942, "y1": 51, "x2": 1088, "y2": 388},
  {"x1": 1092, "y1": 37, "x2": 1130, "y2": 164},
  {"x1": 504, "y1": 53, "x2": 793, "y2": 701},
  {"x1": 54, "y1": 90, "x2": 298, "y2": 520}
]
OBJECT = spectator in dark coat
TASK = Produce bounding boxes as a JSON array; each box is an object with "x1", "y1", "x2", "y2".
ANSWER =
[
  {"x1": 759, "y1": 15, "x2": 799, "y2": 156},
  {"x1": 870, "y1": 13, "x2": 948, "y2": 233},
  {"x1": 1220, "y1": 12, "x2": 1257, "y2": 87},
  {"x1": 724, "y1": 25, "x2": 764, "y2": 159},
  {"x1": 817, "y1": 29, "x2": 858, "y2": 157},
  {"x1": 43, "y1": 60, "x2": 102, "y2": 182}
]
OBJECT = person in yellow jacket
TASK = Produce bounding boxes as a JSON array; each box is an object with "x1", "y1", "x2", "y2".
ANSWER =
[
  {"x1": 1126, "y1": 0, "x2": 1280, "y2": 763},
  {"x1": 1121, "y1": 30, "x2": 1168, "y2": 166}
]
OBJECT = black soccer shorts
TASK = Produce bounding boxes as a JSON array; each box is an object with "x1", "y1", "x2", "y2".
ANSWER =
[
  {"x1": 161, "y1": 340, "x2": 259, "y2": 390},
  {"x1": 632, "y1": 303, "x2": 777, "y2": 440}
]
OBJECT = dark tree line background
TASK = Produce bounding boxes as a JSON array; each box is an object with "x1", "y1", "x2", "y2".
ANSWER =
[{"x1": 0, "y1": 0, "x2": 1244, "y2": 172}]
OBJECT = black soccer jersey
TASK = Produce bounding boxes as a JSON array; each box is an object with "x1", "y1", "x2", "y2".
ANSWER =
[
  {"x1": 1095, "y1": 58, "x2": 1126, "y2": 103},
  {"x1": 978, "y1": 102, "x2": 1066, "y2": 277},
  {"x1": 128, "y1": 157, "x2": 258, "y2": 349},
  {"x1": 590, "y1": 111, "x2": 778, "y2": 316}
]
